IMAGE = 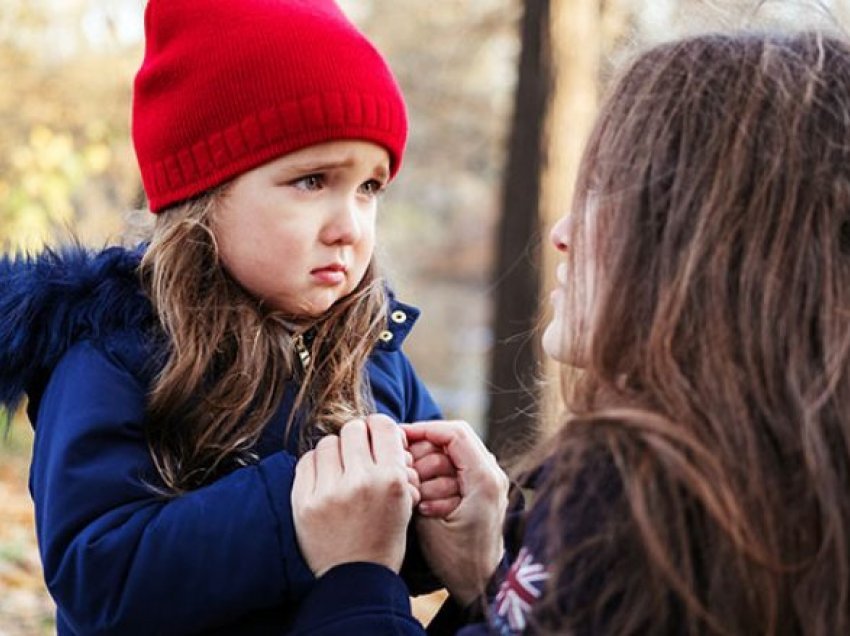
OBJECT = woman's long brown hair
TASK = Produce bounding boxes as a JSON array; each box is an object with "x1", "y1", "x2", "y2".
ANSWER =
[
  {"x1": 533, "y1": 32, "x2": 850, "y2": 634},
  {"x1": 139, "y1": 189, "x2": 387, "y2": 493}
]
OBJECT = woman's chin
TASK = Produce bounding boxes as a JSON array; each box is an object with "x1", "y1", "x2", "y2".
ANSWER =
[
  {"x1": 543, "y1": 321, "x2": 586, "y2": 367},
  {"x1": 542, "y1": 321, "x2": 569, "y2": 363}
]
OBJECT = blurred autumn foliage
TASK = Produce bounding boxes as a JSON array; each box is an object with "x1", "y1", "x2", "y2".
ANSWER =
[
  {"x1": 3, "y1": 0, "x2": 850, "y2": 633},
  {"x1": 0, "y1": 2, "x2": 142, "y2": 253}
]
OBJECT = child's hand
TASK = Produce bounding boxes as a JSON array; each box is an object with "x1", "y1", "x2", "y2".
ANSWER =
[
  {"x1": 405, "y1": 420, "x2": 509, "y2": 606},
  {"x1": 407, "y1": 435, "x2": 461, "y2": 518}
]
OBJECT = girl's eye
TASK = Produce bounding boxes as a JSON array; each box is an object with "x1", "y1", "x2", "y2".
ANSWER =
[
  {"x1": 291, "y1": 174, "x2": 324, "y2": 191},
  {"x1": 359, "y1": 179, "x2": 386, "y2": 197}
]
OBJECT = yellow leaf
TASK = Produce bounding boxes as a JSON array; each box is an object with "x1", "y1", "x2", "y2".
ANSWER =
[
  {"x1": 21, "y1": 174, "x2": 41, "y2": 197},
  {"x1": 10, "y1": 146, "x2": 33, "y2": 171},
  {"x1": 29, "y1": 125, "x2": 53, "y2": 149},
  {"x1": 11, "y1": 203, "x2": 51, "y2": 251},
  {"x1": 40, "y1": 133, "x2": 74, "y2": 171},
  {"x1": 84, "y1": 143, "x2": 111, "y2": 174}
]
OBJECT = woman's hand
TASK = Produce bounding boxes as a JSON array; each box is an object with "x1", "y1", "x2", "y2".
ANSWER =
[
  {"x1": 404, "y1": 420, "x2": 510, "y2": 606},
  {"x1": 292, "y1": 414, "x2": 419, "y2": 577}
]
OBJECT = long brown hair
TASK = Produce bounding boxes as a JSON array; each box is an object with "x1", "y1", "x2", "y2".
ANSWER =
[
  {"x1": 139, "y1": 188, "x2": 387, "y2": 492},
  {"x1": 534, "y1": 31, "x2": 850, "y2": 634}
]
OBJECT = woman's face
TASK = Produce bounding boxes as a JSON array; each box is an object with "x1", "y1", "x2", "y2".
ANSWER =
[
  {"x1": 213, "y1": 140, "x2": 389, "y2": 316},
  {"x1": 542, "y1": 203, "x2": 600, "y2": 365}
]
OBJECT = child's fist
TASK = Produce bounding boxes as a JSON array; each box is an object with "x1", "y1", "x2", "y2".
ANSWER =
[{"x1": 407, "y1": 438, "x2": 460, "y2": 518}]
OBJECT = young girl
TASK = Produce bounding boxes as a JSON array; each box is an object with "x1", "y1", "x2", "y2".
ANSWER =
[
  {"x1": 287, "y1": 29, "x2": 850, "y2": 635},
  {"x1": 0, "y1": 0, "x2": 447, "y2": 633}
]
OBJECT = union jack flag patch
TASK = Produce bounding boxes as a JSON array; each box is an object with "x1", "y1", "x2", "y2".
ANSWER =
[{"x1": 491, "y1": 547, "x2": 549, "y2": 635}]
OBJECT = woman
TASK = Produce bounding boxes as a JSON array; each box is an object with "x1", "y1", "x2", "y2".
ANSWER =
[{"x1": 289, "y1": 30, "x2": 850, "y2": 635}]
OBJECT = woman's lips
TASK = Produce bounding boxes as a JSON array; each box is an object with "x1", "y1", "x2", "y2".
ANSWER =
[
  {"x1": 556, "y1": 263, "x2": 568, "y2": 286},
  {"x1": 550, "y1": 263, "x2": 568, "y2": 304}
]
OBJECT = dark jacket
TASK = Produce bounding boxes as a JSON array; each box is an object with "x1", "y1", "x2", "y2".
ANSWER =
[
  {"x1": 281, "y1": 487, "x2": 551, "y2": 636},
  {"x1": 286, "y1": 461, "x2": 624, "y2": 636},
  {"x1": 0, "y1": 245, "x2": 442, "y2": 635}
]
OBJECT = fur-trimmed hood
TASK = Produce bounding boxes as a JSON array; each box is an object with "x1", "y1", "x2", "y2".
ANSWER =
[{"x1": 0, "y1": 245, "x2": 153, "y2": 411}]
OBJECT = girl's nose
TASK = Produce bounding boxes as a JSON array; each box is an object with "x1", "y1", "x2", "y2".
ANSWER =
[{"x1": 322, "y1": 199, "x2": 363, "y2": 245}]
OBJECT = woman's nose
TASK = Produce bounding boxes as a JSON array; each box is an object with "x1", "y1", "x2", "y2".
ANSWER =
[{"x1": 550, "y1": 214, "x2": 571, "y2": 252}]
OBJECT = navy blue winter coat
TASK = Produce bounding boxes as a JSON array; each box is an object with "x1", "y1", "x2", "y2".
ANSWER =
[{"x1": 0, "y1": 246, "x2": 442, "y2": 635}]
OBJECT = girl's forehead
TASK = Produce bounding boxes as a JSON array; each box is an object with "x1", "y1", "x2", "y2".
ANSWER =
[{"x1": 266, "y1": 140, "x2": 391, "y2": 169}]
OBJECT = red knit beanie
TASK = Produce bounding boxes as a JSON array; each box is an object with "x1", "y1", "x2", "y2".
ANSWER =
[{"x1": 132, "y1": 0, "x2": 408, "y2": 213}]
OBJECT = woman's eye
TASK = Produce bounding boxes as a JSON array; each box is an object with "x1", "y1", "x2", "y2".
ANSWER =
[
  {"x1": 359, "y1": 179, "x2": 386, "y2": 197},
  {"x1": 292, "y1": 174, "x2": 324, "y2": 191}
]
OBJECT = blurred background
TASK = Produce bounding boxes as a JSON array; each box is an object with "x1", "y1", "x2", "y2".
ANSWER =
[{"x1": 2, "y1": 0, "x2": 849, "y2": 632}]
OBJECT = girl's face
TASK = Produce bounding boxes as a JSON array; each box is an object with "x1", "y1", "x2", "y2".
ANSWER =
[
  {"x1": 542, "y1": 203, "x2": 600, "y2": 365},
  {"x1": 214, "y1": 140, "x2": 389, "y2": 316}
]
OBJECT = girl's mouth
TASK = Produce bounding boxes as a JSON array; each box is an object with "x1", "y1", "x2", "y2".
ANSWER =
[{"x1": 311, "y1": 263, "x2": 347, "y2": 285}]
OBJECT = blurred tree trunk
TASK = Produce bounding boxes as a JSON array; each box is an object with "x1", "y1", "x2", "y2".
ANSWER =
[
  {"x1": 487, "y1": 0, "x2": 615, "y2": 460},
  {"x1": 485, "y1": 0, "x2": 550, "y2": 460}
]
